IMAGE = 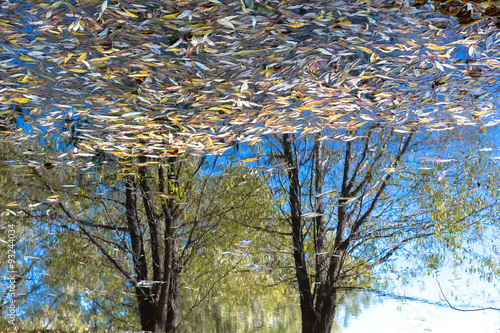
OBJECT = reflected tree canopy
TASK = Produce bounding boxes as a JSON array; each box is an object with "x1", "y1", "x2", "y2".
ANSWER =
[{"x1": 1, "y1": 0, "x2": 500, "y2": 332}]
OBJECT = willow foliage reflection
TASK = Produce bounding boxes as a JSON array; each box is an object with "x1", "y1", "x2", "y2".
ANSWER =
[
  {"x1": 407, "y1": 126, "x2": 500, "y2": 281},
  {"x1": 0, "y1": 141, "x2": 288, "y2": 332},
  {"x1": 181, "y1": 288, "x2": 373, "y2": 333},
  {"x1": 244, "y1": 127, "x2": 500, "y2": 333},
  {"x1": 2, "y1": 125, "x2": 500, "y2": 332}
]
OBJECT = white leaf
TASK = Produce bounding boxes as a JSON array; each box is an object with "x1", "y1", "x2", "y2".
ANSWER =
[
  {"x1": 359, "y1": 114, "x2": 374, "y2": 121},
  {"x1": 122, "y1": 111, "x2": 142, "y2": 117},
  {"x1": 177, "y1": 10, "x2": 192, "y2": 19},
  {"x1": 468, "y1": 45, "x2": 476, "y2": 58},
  {"x1": 193, "y1": 61, "x2": 210, "y2": 71},
  {"x1": 434, "y1": 61, "x2": 444, "y2": 72},
  {"x1": 137, "y1": 96, "x2": 152, "y2": 105},
  {"x1": 217, "y1": 18, "x2": 235, "y2": 29},
  {"x1": 317, "y1": 48, "x2": 333, "y2": 55},
  {"x1": 101, "y1": 0, "x2": 108, "y2": 13},
  {"x1": 240, "y1": 82, "x2": 248, "y2": 93}
]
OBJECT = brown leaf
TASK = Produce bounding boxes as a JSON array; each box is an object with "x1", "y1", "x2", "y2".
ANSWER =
[
  {"x1": 484, "y1": 6, "x2": 500, "y2": 17},
  {"x1": 43, "y1": 162, "x2": 56, "y2": 170}
]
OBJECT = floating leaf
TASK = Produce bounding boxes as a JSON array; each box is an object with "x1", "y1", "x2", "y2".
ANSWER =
[
  {"x1": 76, "y1": 53, "x2": 87, "y2": 63},
  {"x1": 122, "y1": 112, "x2": 143, "y2": 117},
  {"x1": 232, "y1": 50, "x2": 262, "y2": 56},
  {"x1": 484, "y1": 5, "x2": 500, "y2": 16},
  {"x1": 122, "y1": 7, "x2": 138, "y2": 18},
  {"x1": 193, "y1": 61, "x2": 210, "y2": 71},
  {"x1": 317, "y1": 48, "x2": 333, "y2": 55},
  {"x1": 289, "y1": 21, "x2": 309, "y2": 28},
  {"x1": 355, "y1": 46, "x2": 372, "y2": 54},
  {"x1": 425, "y1": 43, "x2": 449, "y2": 51},
  {"x1": 3, "y1": 97, "x2": 30, "y2": 104},
  {"x1": 217, "y1": 17, "x2": 237, "y2": 29},
  {"x1": 43, "y1": 162, "x2": 56, "y2": 169},
  {"x1": 19, "y1": 55, "x2": 36, "y2": 62},
  {"x1": 101, "y1": 0, "x2": 108, "y2": 13},
  {"x1": 69, "y1": 69, "x2": 87, "y2": 73},
  {"x1": 241, "y1": 157, "x2": 258, "y2": 162},
  {"x1": 0, "y1": 19, "x2": 14, "y2": 27}
]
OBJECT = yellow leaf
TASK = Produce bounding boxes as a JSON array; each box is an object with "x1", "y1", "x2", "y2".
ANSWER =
[
  {"x1": 64, "y1": 53, "x2": 74, "y2": 64},
  {"x1": 378, "y1": 47, "x2": 395, "y2": 53},
  {"x1": 109, "y1": 151, "x2": 126, "y2": 158},
  {"x1": 161, "y1": 12, "x2": 181, "y2": 19},
  {"x1": 123, "y1": 7, "x2": 138, "y2": 17},
  {"x1": 208, "y1": 107, "x2": 233, "y2": 113},
  {"x1": 19, "y1": 55, "x2": 35, "y2": 62},
  {"x1": 289, "y1": 21, "x2": 309, "y2": 28},
  {"x1": 206, "y1": 137, "x2": 213, "y2": 148},
  {"x1": 241, "y1": 157, "x2": 258, "y2": 162},
  {"x1": 425, "y1": 43, "x2": 449, "y2": 51},
  {"x1": 355, "y1": 46, "x2": 372, "y2": 54},
  {"x1": 47, "y1": 195, "x2": 60, "y2": 199},
  {"x1": 437, "y1": 52, "x2": 451, "y2": 59},
  {"x1": 69, "y1": 69, "x2": 87, "y2": 73},
  {"x1": 19, "y1": 74, "x2": 29, "y2": 83},
  {"x1": 249, "y1": 138, "x2": 261, "y2": 145},
  {"x1": 302, "y1": 126, "x2": 316, "y2": 134},
  {"x1": 49, "y1": 1, "x2": 63, "y2": 9},
  {"x1": 3, "y1": 97, "x2": 31, "y2": 104},
  {"x1": 263, "y1": 68, "x2": 272, "y2": 78},
  {"x1": 232, "y1": 49, "x2": 262, "y2": 56},
  {"x1": 337, "y1": 21, "x2": 352, "y2": 25},
  {"x1": 89, "y1": 56, "x2": 110, "y2": 63},
  {"x1": 406, "y1": 39, "x2": 420, "y2": 48},
  {"x1": 0, "y1": 19, "x2": 14, "y2": 27},
  {"x1": 437, "y1": 73, "x2": 452, "y2": 83},
  {"x1": 327, "y1": 113, "x2": 344, "y2": 122},
  {"x1": 264, "y1": 117, "x2": 275, "y2": 127},
  {"x1": 370, "y1": 51, "x2": 377, "y2": 64},
  {"x1": 171, "y1": 119, "x2": 183, "y2": 130},
  {"x1": 76, "y1": 53, "x2": 87, "y2": 63}
]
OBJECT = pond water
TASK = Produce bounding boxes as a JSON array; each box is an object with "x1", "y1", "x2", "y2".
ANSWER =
[
  {"x1": 343, "y1": 296, "x2": 500, "y2": 333},
  {"x1": 3, "y1": 1, "x2": 500, "y2": 332},
  {"x1": 181, "y1": 271, "x2": 500, "y2": 333}
]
